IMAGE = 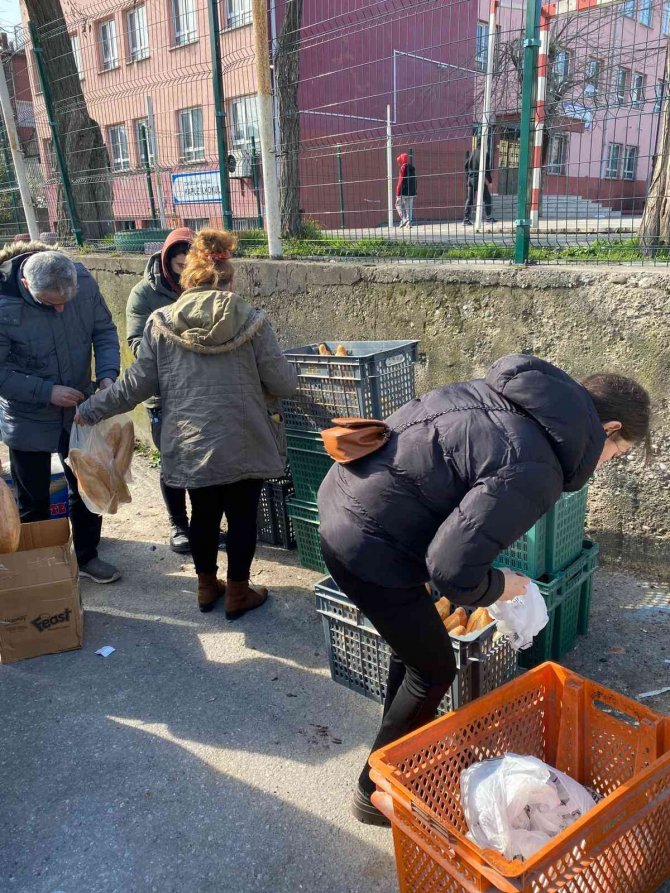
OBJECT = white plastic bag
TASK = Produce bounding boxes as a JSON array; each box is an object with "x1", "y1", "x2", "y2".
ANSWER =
[
  {"x1": 488, "y1": 580, "x2": 549, "y2": 651},
  {"x1": 460, "y1": 753, "x2": 596, "y2": 861},
  {"x1": 67, "y1": 416, "x2": 134, "y2": 515}
]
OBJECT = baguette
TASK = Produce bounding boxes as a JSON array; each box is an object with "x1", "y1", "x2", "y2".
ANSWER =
[
  {"x1": 466, "y1": 607, "x2": 488, "y2": 634},
  {"x1": 318, "y1": 343, "x2": 332, "y2": 356},
  {"x1": 444, "y1": 607, "x2": 467, "y2": 632},
  {"x1": 114, "y1": 420, "x2": 135, "y2": 477},
  {"x1": 450, "y1": 625, "x2": 467, "y2": 637},
  {"x1": 71, "y1": 450, "x2": 114, "y2": 511},
  {"x1": 335, "y1": 344, "x2": 348, "y2": 357},
  {"x1": 435, "y1": 596, "x2": 451, "y2": 620},
  {"x1": 476, "y1": 609, "x2": 494, "y2": 630},
  {"x1": 105, "y1": 421, "x2": 122, "y2": 456}
]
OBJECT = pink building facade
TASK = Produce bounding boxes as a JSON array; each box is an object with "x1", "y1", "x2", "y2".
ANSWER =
[{"x1": 20, "y1": 0, "x2": 668, "y2": 233}]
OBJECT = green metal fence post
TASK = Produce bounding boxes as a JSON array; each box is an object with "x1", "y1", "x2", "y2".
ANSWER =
[
  {"x1": 514, "y1": 0, "x2": 540, "y2": 265},
  {"x1": 29, "y1": 21, "x2": 84, "y2": 247},
  {"x1": 251, "y1": 136, "x2": 263, "y2": 229},
  {"x1": 207, "y1": 0, "x2": 234, "y2": 231},
  {"x1": 336, "y1": 144, "x2": 345, "y2": 229},
  {"x1": 139, "y1": 124, "x2": 159, "y2": 225}
]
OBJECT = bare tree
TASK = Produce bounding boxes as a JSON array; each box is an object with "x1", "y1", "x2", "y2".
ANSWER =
[
  {"x1": 639, "y1": 49, "x2": 670, "y2": 252},
  {"x1": 25, "y1": 0, "x2": 113, "y2": 241},
  {"x1": 274, "y1": 0, "x2": 304, "y2": 236}
]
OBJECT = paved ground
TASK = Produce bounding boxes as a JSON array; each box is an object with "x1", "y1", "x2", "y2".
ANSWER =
[{"x1": 2, "y1": 453, "x2": 669, "y2": 893}]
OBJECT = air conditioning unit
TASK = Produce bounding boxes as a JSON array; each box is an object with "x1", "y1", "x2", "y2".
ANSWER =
[{"x1": 229, "y1": 149, "x2": 254, "y2": 179}]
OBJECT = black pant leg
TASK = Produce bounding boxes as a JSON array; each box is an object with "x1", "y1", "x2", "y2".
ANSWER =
[
  {"x1": 188, "y1": 485, "x2": 226, "y2": 574},
  {"x1": 464, "y1": 178, "x2": 476, "y2": 221},
  {"x1": 484, "y1": 183, "x2": 492, "y2": 218},
  {"x1": 8, "y1": 448, "x2": 51, "y2": 521},
  {"x1": 222, "y1": 479, "x2": 263, "y2": 581}
]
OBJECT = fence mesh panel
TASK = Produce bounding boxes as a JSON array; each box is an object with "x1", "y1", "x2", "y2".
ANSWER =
[{"x1": 0, "y1": 0, "x2": 668, "y2": 263}]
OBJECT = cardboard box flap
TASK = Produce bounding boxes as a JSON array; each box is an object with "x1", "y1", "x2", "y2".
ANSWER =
[{"x1": 18, "y1": 518, "x2": 70, "y2": 551}]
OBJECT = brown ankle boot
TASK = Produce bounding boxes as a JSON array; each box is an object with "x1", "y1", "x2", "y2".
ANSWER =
[
  {"x1": 197, "y1": 573, "x2": 226, "y2": 613},
  {"x1": 225, "y1": 580, "x2": 268, "y2": 620}
]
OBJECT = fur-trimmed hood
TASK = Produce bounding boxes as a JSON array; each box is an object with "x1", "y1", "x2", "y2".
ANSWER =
[
  {"x1": 0, "y1": 240, "x2": 53, "y2": 297},
  {"x1": 152, "y1": 288, "x2": 264, "y2": 354}
]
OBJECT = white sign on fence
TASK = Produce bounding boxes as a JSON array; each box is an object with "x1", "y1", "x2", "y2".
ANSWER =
[{"x1": 172, "y1": 170, "x2": 221, "y2": 205}]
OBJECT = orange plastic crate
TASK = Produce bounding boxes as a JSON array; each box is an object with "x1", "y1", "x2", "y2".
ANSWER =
[{"x1": 369, "y1": 662, "x2": 670, "y2": 893}]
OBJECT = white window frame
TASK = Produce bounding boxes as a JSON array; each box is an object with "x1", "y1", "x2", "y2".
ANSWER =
[
  {"x1": 546, "y1": 133, "x2": 568, "y2": 175},
  {"x1": 178, "y1": 106, "x2": 205, "y2": 162},
  {"x1": 585, "y1": 58, "x2": 599, "y2": 99},
  {"x1": 230, "y1": 95, "x2": 259, "y2": 149},
  {"x1": 109, "y1": 124, "x2": 131, "y2": 171},
  {"x1": 605, "y1": 143, "x2": 622, "y2": 179},
  {"x1": 475, "y1": 21, "x2": 489, "y2": 73},
  {"x1": 623, "y1": 145, "x2": 638, "y2": 181},
  {"x1": 135, "y1": 118, "x2": 155, "y2": 167},
  {"x1": 70, "y1": 34, "x2": 84, "y2": 80},
  {"x1": 127, "y1": 5, "x2": 149, "y2": 62},
  {"x1": 663, "y1": 1, "x2": 670, "y2": 35},
  {"x1": 100, "y1": 19, "x2": 119, "y2": 71},
  {"x1": 226, "y1": 0, "x2": 252, "y2": 29},
  {"x1": 552, "y1": 49, "x2": 571, "y2": 85},
  {"x1": 614, "y1": 67, "x2": 629, "y2": 105},
  {"x1": 639, "y1": 0, "x2": 652, "y2": 26},
  {"x1": 631, "y1": 72, "x2": 645, "y2": 108},
  {"x1": 654, "y1": 80, "x2": 666, "y2": 113},
  {"x1": 172, "y1": 0, "x2": 198, "y2": 47}
]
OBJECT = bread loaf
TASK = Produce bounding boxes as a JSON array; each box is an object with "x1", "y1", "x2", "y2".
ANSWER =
[
  {"x1": 0, "y1": 477, "x2": 20, "y2": 553},
  {"x1": 335, "y1": 344, "x2": 348, "y2": 357},
  {"x1": 105, "y1": 421, "x2": 122, "y2": 456},
  {"x1": 435, "y1": 596, "x2": 451, "y2": 620},
  {"x1": 318, "y1": 343, "x2": 332, "y2": 356},
  {"x1": 450, "y1": 625, "x2": 467, "y2": 637},
  {"x1": 70, "y1": 449, "x2": 114, "y2": 511},
  {"x1": 444, "y1": 607, "x2": 467, "y2": 632}
]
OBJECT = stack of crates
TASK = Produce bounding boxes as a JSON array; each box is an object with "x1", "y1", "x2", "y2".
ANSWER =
[
  {"x1": 494, "y1": 486, "x2": 598, "y2": 667},
  {"x1": 282, "y1": 340, "x2": 420, "y2": 573}
]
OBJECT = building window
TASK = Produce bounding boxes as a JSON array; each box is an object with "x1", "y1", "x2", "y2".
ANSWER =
[
  {"x1": 178, "y1": 106, "x2": 205, "y2": 162},
  {"x1": 639, "y1": 0, "x2": 652, "y2": 25},
  {"x1": 546, "y1": 134, "x2": 568, "y2": 175},
  {"x1": 172, "y1": 0, "x2": 197, "y2": 46},
  {"x1": 100, "y1": 19, "x2": 119, "y2": 70},
  {"x1": 70, "y1": 34, "x2": 84, "y2": 79},
  {"x1": 226, "y1": 0, "x2": 252, "y2": 28},
  {"x1": 552, "y1": 50, "x2": 571, "y2": 85},
  {"x1": 585, "y1": 58, "x2": 599, "y2": 99},
  {"x1": 623, "y1": 0, "x2": 636, "y2": 17},
  {"x1": 654, "y1": 80, "x2": 666, "y2": 113},
  {"x1": 623, "y1": 145, "x2": 638, "y2": 180},
  {"x1": 135, "y1": 118, "x2": 155, "y2": 166},
  {"x1": 184, "y1": 217, "x2": 210, "y2": 230},
  {"x1": 109, "y1": 124, "x2": 130, "y2": 171},
  {"x1": 230, "y1": 95, "x2": 259, "y2": 148},
  {"x1": 663, "y1": 1, "x2": 670, "y2": 34},
  {"x1": 605, "y1": 143, "x2": 621, "y2": 179},
  {"x1": 614, "y1": 67, "x2": 629, "y2": 105},
  {"x1": 127, "y1": 5, "x2": 149, "y2": 62},
  {"x1": 116, "y1": 220, "x2": 137, "y2": 231},
  {"x1": 631, "y1": 72, "x2": 645, "y2": 108},
  {"x1": 475, "y1": 21, "x2": 489, "y2": 72}
]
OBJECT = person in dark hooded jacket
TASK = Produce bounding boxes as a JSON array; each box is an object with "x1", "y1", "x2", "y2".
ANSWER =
[
  {"x1": 318, "y1": 354, "x2": 651, "y2": 825},
  {"x1": 126, "y1": 228, "x2": 204, "y2": 553},
  {"x1": 395, "y1": 153, "x2": 417, "y2": 228}
]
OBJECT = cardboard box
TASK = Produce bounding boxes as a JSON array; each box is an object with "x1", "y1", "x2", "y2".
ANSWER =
[
  {"x1": 1, "y1": 455, "x2": 69, "y2": 519},
  {"x1": 0, "y1": 519, "x2": 83, "y2": 664}
]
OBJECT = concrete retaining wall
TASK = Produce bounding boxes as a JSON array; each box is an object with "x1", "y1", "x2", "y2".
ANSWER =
[{"x1": 84, "y1": 254, "x2": 670, "y2": 580}]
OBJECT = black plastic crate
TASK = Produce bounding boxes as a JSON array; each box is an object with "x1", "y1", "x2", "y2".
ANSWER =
[
  {"x1": 257, "y1": 476, "x2": 296, "y2": 549},
  {"x1": 315, "y1": 577, "x2": 517, "y2": 714},
  {"x1": 282, "y1": 340, "x2": 419, "y2": 432}
]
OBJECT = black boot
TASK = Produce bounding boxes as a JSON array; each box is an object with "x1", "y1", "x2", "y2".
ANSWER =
[
  {"x1": 170, "y1": 521, "x2": 190, "y2": 554},
  {"x1": 352, "y1": 784, "x2": 390, "y2": 827}
]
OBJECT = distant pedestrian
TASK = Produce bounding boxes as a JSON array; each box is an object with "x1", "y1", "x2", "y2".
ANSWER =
[
  {"x1": 0, "y1": 243, "x2": 121, "y2": 583},
  {"x1": 395, "y1": 153, "x2": 417, "y2": 228},
  {"x1": 463, "y1": 143, "x2": 496, "y2": 225},
  {"x1": 77, "y1": 229, "x2": 298, "y2": 617}
]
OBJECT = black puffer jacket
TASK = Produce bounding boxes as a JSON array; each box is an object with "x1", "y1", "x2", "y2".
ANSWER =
[{"x1": 318, "y1": 355, "x2": 604, "y2": 607}]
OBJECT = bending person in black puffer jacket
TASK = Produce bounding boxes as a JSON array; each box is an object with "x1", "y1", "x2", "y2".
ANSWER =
[{"x1": 318, "y1": 354, "x2": 651, "y2": 826}]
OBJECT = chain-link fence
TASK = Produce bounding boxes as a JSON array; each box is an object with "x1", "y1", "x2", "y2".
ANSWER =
[{"x1": 0, "y1": 0, "x2": 669, "y2": 263}]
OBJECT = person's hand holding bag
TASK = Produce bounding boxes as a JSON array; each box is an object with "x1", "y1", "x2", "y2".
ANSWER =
[
  {"x1": 489, "y1": 571, "x2": 549, "y2": 650},
  {"x1": 499, "y1": 567, "x2": 532, "y2": 601}
]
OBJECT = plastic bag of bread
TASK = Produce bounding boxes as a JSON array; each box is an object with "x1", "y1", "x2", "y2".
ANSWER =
[{"x1": 67, "y1": 415, "x2": 134, "y2": 515}]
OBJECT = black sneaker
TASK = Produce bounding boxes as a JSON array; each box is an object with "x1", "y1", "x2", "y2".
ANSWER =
[
  {"x1": 170, "y1": 526, "x2": 190, "y2": 554},
  {"x1": 218, "y1": 530, "x2": 227, "y2": 551},
  {"x1": 485, "y1": 216, "x2": 498, "y2": 223},
  {"x1": 79, "y1": 557, "x2": 121, "y2": 584},
  {"x1": 352, "y1": 784, "x2": 391, "y2": 827}
]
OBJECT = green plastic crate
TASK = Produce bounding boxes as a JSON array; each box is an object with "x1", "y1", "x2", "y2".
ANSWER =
[
  {"x1": 518, "y1": 540, "x2": 599, "y2": 669},
  {"x1": 286, "y1": 498, "x2": 326, "y2": 573},
  {"x1": 496, "y1": 485, "x2": 589, "y2": 578},
  {"x1": 286, "y1": 431, "x2": 333, "y2": 503}
]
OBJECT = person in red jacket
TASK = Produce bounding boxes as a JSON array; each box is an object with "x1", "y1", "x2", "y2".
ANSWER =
[{"x1": 395, "y1": 153, "x2": 417, "y2": 228}]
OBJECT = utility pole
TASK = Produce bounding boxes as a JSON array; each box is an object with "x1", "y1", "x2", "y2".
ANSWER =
[
  {"x1": 207, "y1": 0, "x2": 234, "y2": 230},
  {"x1": 514, "y1": 0, "x2": 540, "y2": 264}
]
